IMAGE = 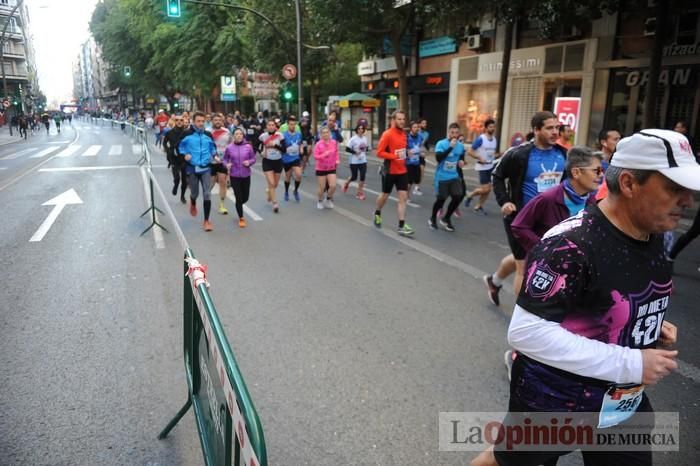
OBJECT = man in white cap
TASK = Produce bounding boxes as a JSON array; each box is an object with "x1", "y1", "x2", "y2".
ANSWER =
[{"x1": 472, "y1": 129, "x2": 697, "y2": 466}]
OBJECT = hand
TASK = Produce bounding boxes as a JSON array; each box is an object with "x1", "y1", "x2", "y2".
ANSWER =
[
  {"x1": 641, "y1": 349, "x2": 678, "y2": 385},
  {"x1": 449, "y1": 138, "x2": 457, "y2": 148},
  {"x1": 184, "y1": 154, "x2": 192, "y2": 161},
  {"x1": 659, "y1": 321, "x2": 677, "y2": 347},
  {"x1": 226, "y1": 163, "x2": 232, "y2": 170},
  {"x1": 458, "y1": 160, "x2": 465, "y2": 168},
  {"x1": 501, "y1": 202, "x2": 517, "y2": 216},
  {"x1": 478, "y1": 157, "x2": 487, "y2": 164},
  {"x1": 214, "y1": 155, "x2": 221, "y2": 163},
  {"x1": 242, "y1": 160, "x2": 249, "y2": 167}
]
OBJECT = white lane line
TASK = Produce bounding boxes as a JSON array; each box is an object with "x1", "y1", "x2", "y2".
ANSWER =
[
  {"x1": 139, "y1": 166, "x2": 165, "y2": 249},
  {"x1": 29, "y1": 146, "x2": 61, "y2": 158},
  {"x1": 82, "y1": 145, "x2": 102, "y2": 156},
  {"x1": 108, "y1": 145, "x2": 123, "y2": 156},
  {"x1": 0, "y1": 147, "x2": 36, "y2": 160},
  {"x1": 146, "y1": 167, "x2": 189, "y2": 252},
  {"x1": 0, "y1": 167, "x2": 7, "y2": 170},
  {"x1": 211, "y1": 184, "x2": 263, "y2": 221},
  {"x1": 55, "y1": 145, "x2": 82, "y2": 158},
  {"x1": 38, "y1": 164, "x2": 167, "y2": 172}
]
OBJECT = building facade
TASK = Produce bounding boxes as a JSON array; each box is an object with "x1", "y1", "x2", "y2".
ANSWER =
[
  {"x1": 73, "y1": 36, "x2": 117, "y2": 113},
  {"x1": 0, "y1": 0, "x2": 40, "y2": 113}
]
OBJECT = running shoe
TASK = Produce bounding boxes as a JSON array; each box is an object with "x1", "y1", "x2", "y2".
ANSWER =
[
  {"x1": 272, "y1": 202, "x2": 279, "y2": 213},
  {"x1": 483, "y1": 274, "x2": 502, "y2": 306},
  {"x1": 238, "y1": 218, "x2": 246, "y2": 228},
  {"x1": 453, "y1": 208, "x2": 462, "y2": 218},
  {"x1": 428, "y1": 218, "x2": 437, "y2": 230},
  {"x1": 284, "y1": 191, "x2": 289, "y2": 202},
  {"x1": 464, "y1": 196, "x2": 472, "y2": 207},
  {"x1": 317, "y1": 201, "x2": 324, "y2": 210},
  {"x1": 413, "y1": 186, "x2": 423, "y2": 196},
  {"x1": 373, "y1": 214, "x2": 382, "y2": 228},
  {"x1": 218, "y1": 201, "x2": 228, "y2": 215},
  {"x1": 203, "y1": 220, "x2": 213, "y2": 231},
  {"x1": 342, "y1": 182, "x2": 350, "y2": 193},
  {"x1": 189, "y1": 202, "x2": 197, "y2": 217},
  {"x1": 439, "y1": 218, "x2": 455, "y2": 232},
  {"x1": 504, "y1": 350, "x2": 516, "y2": 382},
  {"x1": 473, "y1": 206, "x2": 487, "y2": 216},
  {"x1": 356, "y1": 191, "x2": 366, "y2": 200},
  {"x1": 180, "y1": 195, "x2": 186, "y2": 204},
  {"x1": 324, "y1": 199, "x2": 335, "y2": 209},
  {"x1": 397, "y1": 223, "x2": 415, "y2": 237},
  {"x1": 172, "y1": 184, "x2": 178, "y2": 196},
  {"x1": 294, "y1": 191, "x2": 300, "y2": 202}
]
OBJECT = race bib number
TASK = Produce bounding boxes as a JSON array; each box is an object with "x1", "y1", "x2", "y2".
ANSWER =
[
  {"x1": 246, "y1": 128, "x2": 254, "y2": 135},
  {"x1": 287, "y1": 143, "x2": 300, "y2": 155},
  {"x1": 408, "y1": 147, "x2": 420, "y2": 160},
  {"x1": 535, "y1": 171, "x2": 563, "y2": 193},
  {"x1": 598, "y1": 384, "x2": 644, "y2": 428},
  {"x1": 395, "y1": 148, "x2": 407, "y2": 160},
  {"x1": 443, "y1": 161, "x2": 457, "y2": 172}
]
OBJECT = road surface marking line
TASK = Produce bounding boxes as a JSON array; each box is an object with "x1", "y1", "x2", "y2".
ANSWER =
[
  {"x1": 145, "y1": 167, "x2": 189, "y2": 251},
  {"x1": 211, "y1": 184, "x2": 263, "y2": 221},
  {"x1": 82, "y1": 145, "x2": 102, "y2": 156},
  {"x1": 29, "y1": 146, "x2": 61, "y2": 158},
  {"x1": 0, "y1": 167, "x2": 7, "y2": 170},
  {"x1": 0, "y1": 128, "x2": 80, "y2": 192},
  {"x1": 108, "y1": 145, "x2": 123, "y2": 155},
  {"x1": 55, "y1": 145, "x2": 82, "y2": 157},
  {"x1": 38, "y1": 164, "x2": 167, "y2": 172},
  {"x1": 132, "y1": 144, "x2": 142, "y2": 155},
  {"x1": 139, "y1": 166, "x2": 165, "y2": 249}
]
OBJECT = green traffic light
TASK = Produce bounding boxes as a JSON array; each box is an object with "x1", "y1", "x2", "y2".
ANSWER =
[
  {"x1": 284, "y1": 91, "x2": 292, "y2": 100},
  {"x1": 166, "y1": 0, "x2": 181, "y2": 18}
]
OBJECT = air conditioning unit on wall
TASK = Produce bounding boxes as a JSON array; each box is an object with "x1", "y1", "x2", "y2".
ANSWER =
[{"x1": 467, "y1": 34, "x2": 481, "y2": 50}]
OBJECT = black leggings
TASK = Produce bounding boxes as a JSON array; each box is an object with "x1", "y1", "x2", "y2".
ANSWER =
[
  {"x1": 670, "y1": 209, "x2": 700, "y2": 259},
  {"x1": 172, "y1": 163, "x2": 187, "y2": 196},
  {"x1": 230, "y1": 176, "x2": 251, "y2": 218},
  {"x1": 349, "y1": 163, "x2": 367, "y2": 182}
]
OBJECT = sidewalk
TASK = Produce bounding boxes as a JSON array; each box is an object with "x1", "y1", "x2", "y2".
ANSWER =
[{"x1": 0, "y1": 127, "x2": 23, "y2": 146}]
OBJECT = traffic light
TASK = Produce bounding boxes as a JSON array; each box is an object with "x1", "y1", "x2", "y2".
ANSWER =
[
  {"x1": 172, "y1": 101, "x2": 180, "y2": 109},
  {"x1": 281, "y1": 82, "x2": 295, "y2": 102},
  {"x1": 124, "y1": 66, "x2": 132, "y2": 78},
  {"x1": 166, "y1": 0, "x2": 181, "y2": 18}
]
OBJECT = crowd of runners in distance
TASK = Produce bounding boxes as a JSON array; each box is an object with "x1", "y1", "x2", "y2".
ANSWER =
[
  {"x1": 107, "y1": 103, "x2": 700, "y2": 465},
  {"x1": 2, "y1": 111, "x2": 72, "y2": 139}
]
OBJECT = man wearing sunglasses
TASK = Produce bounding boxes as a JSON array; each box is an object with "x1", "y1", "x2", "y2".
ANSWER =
[{"x1": 163, "y1": 115, "x2": 188, "y2": 204}]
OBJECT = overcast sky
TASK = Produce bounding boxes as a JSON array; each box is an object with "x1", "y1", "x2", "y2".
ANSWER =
[{"x1": 28, "y1": 0, "x2": 99, "y2": 104}]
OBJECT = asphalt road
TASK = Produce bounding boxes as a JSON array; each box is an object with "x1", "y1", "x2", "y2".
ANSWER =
[{"x1": 0, "y1": 119, "x2": 698, "y2": 465}]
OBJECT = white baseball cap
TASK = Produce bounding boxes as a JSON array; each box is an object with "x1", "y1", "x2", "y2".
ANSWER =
[
  {"x1": 302, "y1": 111, "x2": 310, "y2": 117},
  {"x1": 611, "y1": 129, "x2": 700, "y2": 190}
]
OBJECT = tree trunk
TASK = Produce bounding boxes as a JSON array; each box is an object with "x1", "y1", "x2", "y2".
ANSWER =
[
  {"x1": 390, "y1": 32, "x2": 409, "y2": 113},
  {"x1": 642, "y1": 0, "x2": 667, "y2": 128},
  {"x1": 310, "y1": 79, "x2": 319, "y2": 133},
  {"x1": 495, "y1": 19, "x2": 514, "y2": 153}
]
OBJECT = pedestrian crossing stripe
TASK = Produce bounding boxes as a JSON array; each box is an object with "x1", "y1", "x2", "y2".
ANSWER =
[
  {"x1": 82, "y1": 145, "x2": 102, "y2": 156},
  {"x1": 55, "y1": 145, "x2": 82, "y2": 158},
  {"x1": 0, "y1": 147, "x2": 36, "y2": 160},
  {"x1": 29, "y1": 147, "x2": 61, "y2": 158},
  {"x1": 108, "y1": 145, "x2": 123, "y2": 155},
  {"x1": 132, "y1": 144, "x2": 142, "y2": 155}
]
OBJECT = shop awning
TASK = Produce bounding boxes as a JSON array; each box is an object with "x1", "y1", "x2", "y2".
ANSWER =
[{"x1": 338, "y1": 92, "x2": 381, "y2": 108}]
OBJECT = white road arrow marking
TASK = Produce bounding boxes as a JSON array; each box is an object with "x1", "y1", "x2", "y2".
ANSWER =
[{"x1": 29, "y1": 188, "x2": 83, "y2": 242}]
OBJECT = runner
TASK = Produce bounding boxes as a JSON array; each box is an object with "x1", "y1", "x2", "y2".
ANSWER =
[
  {"x1": 282, "y1": 115, "x2": 303, "y2": 203},
  {"x1": 259, "y1": 119, "x2": 286, "y2": 213},
  {"x1": 154, "y1": 109, "x2": 169, "y2": 147},
  {"x1": 300, "y1": 115, "x2": 314, "y2": 175},
  {"x1": 465, "y1": 118, "x2": 499, "y2": 215},
  {"x1": 485, "y1": 111, "x2": 567, "y2": 303},
  {"x1": 598, "y1": 128, "x2": 621, "y2": 172},
  {"x1": 429, "y1": 123, "x2": 466, "y2": 232},
  {"x1": 314, "y1": 126, "x2": 339, "y2": 209},
  {"x1": 210, "y1": 113, "x2": 231, "y2": 215},
  {"x1": 223, "y1": 128, "x2": 256, "y2": 228},
  {"x1": 373, "y1": 110, "x2": 414, "y2": 237},
  {"x1": 342, "y1": 124, "x2": 368, "y2": 200},
  {"x1": 471, "y1": 129, "x2": 697, "y2": 466},
  {"x1": 556, "y1": 123, "x2": 574, "y2": 150},
  {"x1": 178, "y1": 112, "x2": 217, "y2": 231},
  {"x1": 406, "y1": 121, "x2": 424, "y2": 198},
  {"x1": 414, "y1": 117, "x2": 430, "y2": 196},
  {"x1": 53, "y1": 113, "x2": 61, "y2": 133},
  {"x1": 41, "y1": 112, "x2": 50, "y2": 134}
]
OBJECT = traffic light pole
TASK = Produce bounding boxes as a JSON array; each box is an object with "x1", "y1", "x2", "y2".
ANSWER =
[
  {"x1": 0, "y1": 0, "x2": 24, "y2": 135},
  {"x1": 295, "y1": 0, "x2": 303, "y2": 114}
]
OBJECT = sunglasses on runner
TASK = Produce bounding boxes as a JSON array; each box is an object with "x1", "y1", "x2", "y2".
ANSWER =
[{"x1": 579, "y1": 167, "x2": 604, "y2": 175}]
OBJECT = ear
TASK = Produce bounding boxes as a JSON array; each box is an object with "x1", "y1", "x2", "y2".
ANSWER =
[{"x1": 618, "y1": 170, "x2": 638, "y2": 199}]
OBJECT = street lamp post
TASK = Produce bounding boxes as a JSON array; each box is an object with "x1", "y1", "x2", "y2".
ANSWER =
[
  {"x1": 294, "y1": 0, "x2": 303, "y2": 114},
  {"x1": 0, "y1": 0, "x2": 24, "y2": 135}
]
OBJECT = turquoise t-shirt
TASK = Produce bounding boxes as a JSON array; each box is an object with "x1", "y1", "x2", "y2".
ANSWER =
[
  {"x1": 434, "y1": 138, "x2": 464, "y2": 183},
  {"x1": 522, "y1": 147, "x2": 566, "y2": 205}
]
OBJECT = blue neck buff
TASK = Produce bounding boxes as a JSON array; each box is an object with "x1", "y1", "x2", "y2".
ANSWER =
[{"x1": 563, "y1": 178, "x2": 589, "y2": 205}]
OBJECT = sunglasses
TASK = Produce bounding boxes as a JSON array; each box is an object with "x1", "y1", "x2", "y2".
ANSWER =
[{"x1": 579, "y1": 167, "x2": 604, "y2": 175}]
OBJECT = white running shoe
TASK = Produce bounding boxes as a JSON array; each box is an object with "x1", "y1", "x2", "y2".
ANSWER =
[
  {"x1": 413, "y1": 186, "x2": 423, "y2": 195},
  {"x1": 324, "y1": 199, "x2": 334, "y2": 209},
  {"x1": 317, "y1": 201, "x2": 324, "y2": 210}
]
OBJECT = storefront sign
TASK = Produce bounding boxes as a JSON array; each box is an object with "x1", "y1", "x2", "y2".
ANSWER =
[
  {"x1": 376, "y1": 56, "x2": 408, "y2": 73},
  {"x1": 358, "y1": 61, "x2": 375, "y2": 76},
  {"x1": 625, "y1": 67, "x2": 694, "y2": 87},
  {"x1": 426, "y1": 76, "x2": 443, "y2": 85},
  {"x1": 554, "y1": 97, "x2": 581, "y2": 133},
  {"x1": 477, "y1": 49, "x2": 544, "y2": 81},
  {"x1": 663, "y1": 42, "x2": 700, "y2": 57},
  {"x1": 419, "y1": 36, "x2": 457, "y2": 58}
]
